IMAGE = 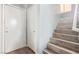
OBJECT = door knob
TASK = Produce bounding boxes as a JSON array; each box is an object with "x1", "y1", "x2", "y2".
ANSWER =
[
  {"x1": 33, "y1": 30, "x2": 35, "y2": 32},
  {"x1": 5, "y1": 31, "x2": 8, "y2": 33}
]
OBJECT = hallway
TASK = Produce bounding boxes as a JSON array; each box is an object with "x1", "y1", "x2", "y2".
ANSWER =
[{"x1": 0, "y1": 4, "x2": 79, "y2": 54}]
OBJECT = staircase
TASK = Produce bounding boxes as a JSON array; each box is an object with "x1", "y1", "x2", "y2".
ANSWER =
[{"x1": 43, "y1": 16, "x2": 79, "y2": 54}]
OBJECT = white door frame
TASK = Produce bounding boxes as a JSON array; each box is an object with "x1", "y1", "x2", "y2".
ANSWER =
[{"x1": 0, "y1": 4, "x2": 5, "y2": 54}]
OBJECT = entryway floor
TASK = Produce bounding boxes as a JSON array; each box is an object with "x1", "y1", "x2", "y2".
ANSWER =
[{"x1": 7, "y1": 47, "x2": 35, "y2": 54}]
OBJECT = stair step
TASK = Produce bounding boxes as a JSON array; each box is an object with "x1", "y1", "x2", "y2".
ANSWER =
[
  {"x1": 43, "y1": 48, "x2": 56, "y2": 54},
  {"x1": 58, "y1": 23, "x2": 73, "y2": 26},
  {"x1": 60, "y1": 17, "x2": 79, "y2": 23},
  {"x1": 50, "y1": 38, "x2": 79, "y2": 52},
  {"x1": 58, "y1": 23, "x2": 79, "y2": 27},
  {"x1": 55, "y1": 29, "x2": 79, "y2": 35},
  {"x1": 56, "y1": 24, "x2": 79, "y2": 30},
  {"x1": 60, "y1": 17, "x2": 73, "y2": 22},
  {"x1": 57, "y1": 17, "x2": 79, "y2": 29},
  {"x1": 56, "y1": 25, "x2": 72, "y2": 29},
  {"x1": 47, "y1": 43, "x2": 77, "y2": 54},
  {"x1": 53, "y1": 33, "x2": 79, "y2": 43},
  {"x1": 58, "y1": 18, "x2": 73, "y2": 25}
]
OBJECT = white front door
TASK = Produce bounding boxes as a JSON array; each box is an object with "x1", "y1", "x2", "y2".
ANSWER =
[{"x1": 4, "y1": 5, "x2": 26, "y2": 53}]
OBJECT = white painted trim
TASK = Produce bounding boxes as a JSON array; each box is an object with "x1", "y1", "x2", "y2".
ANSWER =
[
  {"x1": 2, "y1": 4, "x2": 5, "y2": 54},
  {"x1": 72, "y1": 4, "x2": 79, "y2": 32},
  {"x1": 0, "y1": 4, "x2": 3, "y2": 54}
]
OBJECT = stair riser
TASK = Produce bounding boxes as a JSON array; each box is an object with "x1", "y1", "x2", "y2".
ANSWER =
[
  {"x1": 58, "y1": 21, "x2": 72, "y2": 25},
  {"x1": 58, "y1": 23, "x2": 73, "y2": 26},
  {"x1": 43, "y1": 51, "x2": 48, "y2": 54},
  {"x1": 58, "y1": 20, "x2": 72, "y2": 23},
  {"x1": 55, "y1": 29, "x2": 78, "y2": 35},
  {"x1": 47, "y1": 44, "x2": 72, "y2": 54},
  {"x1": 43, "y1": 49, "x2": 56, "y2": 54},
  {"x1": 43, "y1": 51, "x2": 55, "y2": 54},
  {"x1": 50, "y1": 39, "x2": 79, "y2": 52},
  {"x1": 60, "y1": 17, "x2": 79, "y2": 23},
  {"x1": 57, "y1": 19, "x2": 79, "y2": 29},
  {"x1": 57, "y1": 24, "x2": 79, "y2": 30},
  {"x1": 53, "y1": 33, "x2": 79, "y2": 43},
  {"x1": 58, "y1": 23, "x2": 79, "y2": 27},
  {"x1": 58, "y1": 18, "x2": 73, "y2": 23},
  {"x1": 60, "y1": 18, "x2": 73, "y2": 21},
  {"x1": 56, "y1": 26, "x2": 72, "y2": 29}
]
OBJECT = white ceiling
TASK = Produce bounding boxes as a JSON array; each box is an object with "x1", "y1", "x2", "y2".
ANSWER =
[{"x1": 11, "y1": 4, "x2": 33, "y2": 9}]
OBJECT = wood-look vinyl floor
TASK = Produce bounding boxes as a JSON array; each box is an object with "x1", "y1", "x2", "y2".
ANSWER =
[{"x1": 7, "y1": 47, "x2": 35, "y2": 54}]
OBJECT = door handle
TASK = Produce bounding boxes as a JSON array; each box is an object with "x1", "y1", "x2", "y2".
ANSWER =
[
  {"x1": 33, "y1": 30, "x2": 36, "y2": 32},
  {"x1": 5, "y1": 31, "x2": 8, "y2": 33},
  {"x1": 5, "y1": 27, "x2": 8, "y2": 33}
]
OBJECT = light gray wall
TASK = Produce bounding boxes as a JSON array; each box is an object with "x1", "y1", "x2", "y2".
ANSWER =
[{"x1": 37, "y1": 4, "x2": 60, "y2": 53}]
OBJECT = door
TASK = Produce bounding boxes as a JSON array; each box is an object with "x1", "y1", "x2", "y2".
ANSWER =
[
  {"x1": 27, "y1": 5, "x2": 38, "y2": 53},
  {"x1": 4, "y1": 5, "x2": 26, "y2": 53}
]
